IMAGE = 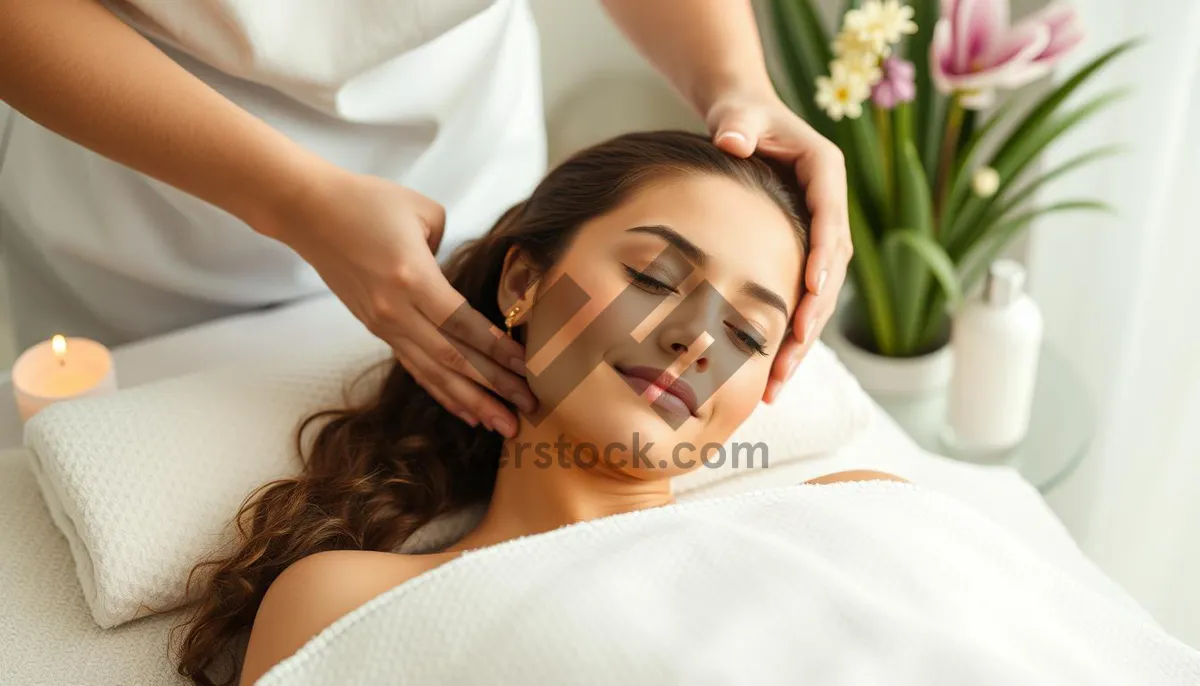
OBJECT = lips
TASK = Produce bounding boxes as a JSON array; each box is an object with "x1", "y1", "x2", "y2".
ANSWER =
[{"x1": 615, "y1": 365, "x2": 700, "y2": 417}]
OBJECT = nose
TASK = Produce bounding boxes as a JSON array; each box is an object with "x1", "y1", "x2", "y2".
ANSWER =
[
  {"x1": 655, "y1": 284, "x2": 723, "y2": 374},
  {"x1": 665, "y1": 338, "x2": 709, "y2": 373}
]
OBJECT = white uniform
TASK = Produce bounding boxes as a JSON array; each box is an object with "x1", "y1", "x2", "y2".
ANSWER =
[{"x1": 0, "y1": 0, "x2": 546, "y2": 349}]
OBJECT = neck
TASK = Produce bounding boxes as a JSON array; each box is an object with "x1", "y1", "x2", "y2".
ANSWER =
[{"x1": 448, "y1": 421, "x2": 673, "y2": 552}]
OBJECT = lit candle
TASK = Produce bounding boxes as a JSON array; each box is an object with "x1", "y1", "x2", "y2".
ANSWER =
[{"x1": 12, "y1": 335, "x2": 119, "y2": 422}]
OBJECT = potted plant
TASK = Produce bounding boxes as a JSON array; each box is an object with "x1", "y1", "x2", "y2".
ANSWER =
[{"x1": 767, "y1": 0, "x2": 1132, "y2": 395}]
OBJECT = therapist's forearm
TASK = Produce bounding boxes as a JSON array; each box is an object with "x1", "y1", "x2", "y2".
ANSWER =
[
  {"x1": 0, "y1": 0, "x2": 332, "y2": 239},
  {"x1": 601, "y1": 0, "x2": 777, "y2": 116}
]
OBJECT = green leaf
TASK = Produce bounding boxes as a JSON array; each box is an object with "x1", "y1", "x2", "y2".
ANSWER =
[
  {"x1": 768, "y1": 0, "x2": 835, "y2": 141},
  {"x1": 892, "y1": 139, "x2": 936, "y2": 351},
  {"x1": 1003, "y1": 40, "x2": 1140, "y2": 162},
  {"x1": 791, "y1": 0, "x2": 835, "y2": 60},
  {"x1": 843, "y1": 0, "x2": 863, "y2": 12},
  {"x1": 913, "y1": 292, "x2": 950, "y2": 352},
  {"x1": 956, "y1": 109, "x2": 978, "y2": 158},
  {"x1": 890, "y1": 103, "x2": 915, "y2": 224},
  {"x1": 893, "y1": 100, "x2": 915, "y2": 144},
  {"x1": 920, "y1": 98, "x2": 947, "y2": 187},
  {"x1": 976, "y1": 145, "x2": 1124, "y2": 232},
  {"x1": 939, "y1": 97, "x2": 1022, "y2": 227},
  {"x1": 908, "y1": 0, "x2": 943, "y2": 180},
  {"x1": 875, "y1": 107, "x2": 896, "y2": 223},
  {"x1": 947, "y1": 88, "x2": 1128, "y2": 258},
  {"x1": 840, "y1": 110, "x2": 887, "y2": 220},
  {"x1": 959, "y1": 200, "x2": 1115, "y2": 292},
  {"x1": 847, "y1": 186, "x2": 897, "y2": 355},
  {"x1": 942, "y1": 38, "x2": 1138, "y2": 251},
  {"x1": 994, "y1": 89, "x2": 1127, "y2": 180},
  {"x1": 884, "y1": 229, "x2": 962, "y2": 353},
  {"x1": 885, "y1": 228, "x2": 963, "y2": 310}
]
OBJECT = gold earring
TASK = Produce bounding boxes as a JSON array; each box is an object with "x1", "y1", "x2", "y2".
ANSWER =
[{"x1": 504, "y1": 305, "x2": 521, "y2": 332}]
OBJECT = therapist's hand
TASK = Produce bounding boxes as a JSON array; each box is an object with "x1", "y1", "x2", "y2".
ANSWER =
[
  {"x1": 276, "y1": 171, "x2": 534, "y2": 437},
  {"x1": 705, "y1": 93, "x2": 852, "y2": 405}
]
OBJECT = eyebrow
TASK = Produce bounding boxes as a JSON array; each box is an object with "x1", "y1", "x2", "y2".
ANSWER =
[
  {"x1": 625, "y1": 225, "x2": 706, "y2": 266},
  {"x1": 625, "y1": 224, "x2": 790, "y2": 319},
  {"x1": 740, "y1": 282, "x2": 790, "y2": 319}
]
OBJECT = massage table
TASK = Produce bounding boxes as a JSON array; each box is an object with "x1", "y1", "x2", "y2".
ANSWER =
[{"x1": 0, "y1": 295, "x2": 1140, "y2": 684}]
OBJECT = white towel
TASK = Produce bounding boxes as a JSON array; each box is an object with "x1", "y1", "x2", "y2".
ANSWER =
[{"x1": 260, "y1": 481, "x2": 1200, "y2": 686}]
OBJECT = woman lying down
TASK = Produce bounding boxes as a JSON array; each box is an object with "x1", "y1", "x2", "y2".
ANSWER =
[{"x1": 172, "y1": 132, "x2": 1200, "y2": 686}]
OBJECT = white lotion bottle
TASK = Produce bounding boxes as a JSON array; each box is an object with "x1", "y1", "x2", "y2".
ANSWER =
[{"x1": 945, "y1": 260, "x2": 1043, "y2": 454}]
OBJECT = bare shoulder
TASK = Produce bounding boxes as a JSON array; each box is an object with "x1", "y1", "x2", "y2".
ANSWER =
[
  {"x1": 238, "y1": 549, "x2": 449, "y2": 685},
  {"x1": 804, "y1": 469, "x2": 909, "y2": 485}
]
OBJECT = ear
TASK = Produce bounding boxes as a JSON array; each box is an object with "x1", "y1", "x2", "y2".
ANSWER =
[{"x1": 497, "y1": 245, "x2": 539, "y2": 327}]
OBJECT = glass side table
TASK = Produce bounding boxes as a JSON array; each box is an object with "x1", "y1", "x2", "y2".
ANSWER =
[{"x1": 873, "y1": 344, "x2": 1095, "y2": 494}]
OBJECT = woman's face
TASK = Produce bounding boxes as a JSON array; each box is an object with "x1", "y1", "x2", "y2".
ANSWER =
[{"x1": 516, "y1": 173, "x2": 804, "y2": 478}]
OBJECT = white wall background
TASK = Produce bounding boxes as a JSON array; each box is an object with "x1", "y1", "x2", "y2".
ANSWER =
[
  {"x1": 1028, "y1": 0, "x2": 1200, "y2": 648},
  {"x1": 530, "y1": 0, "x2": 703, "y2": 164}
]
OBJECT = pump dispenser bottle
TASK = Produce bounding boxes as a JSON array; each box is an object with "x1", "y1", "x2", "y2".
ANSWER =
[{"x1": 945, "y1": 260, "x2": 1043, "y2": 453}]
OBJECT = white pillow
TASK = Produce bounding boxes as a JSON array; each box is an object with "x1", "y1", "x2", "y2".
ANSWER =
[{"x1": 25, "y1": 320, "x2": 872, "y2": 629}]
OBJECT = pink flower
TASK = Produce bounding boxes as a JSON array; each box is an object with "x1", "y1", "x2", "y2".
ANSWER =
[
  {"x1": 1030, "y1": 2, "x2": 1085, "y2": 64},
  {"x1": 931, "y1": 0, "x2": 1084, "y2": 108},
  {"x1": 872, "y1": 57, "x2": 917, "y2": 109}
]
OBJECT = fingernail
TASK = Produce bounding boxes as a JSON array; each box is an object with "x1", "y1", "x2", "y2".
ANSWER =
[
  {"x1": 816, "y1": 269, "x2": 828, "y2": 296},
  {"x1": 716, "y1": 131, "x2": 747, "y2": 143},
  {"x1": 490, "y1": 415, "x2": 517, "y2": 438},
  {"x1": 508, "y1": 356, "x2": 528, "y2": 375},
  {"x1": 804, "y1": 318, "x2": 816, "y2": 344},
  {"x1": 511, "y1": 392, "x2": 536, "y2": 414}
]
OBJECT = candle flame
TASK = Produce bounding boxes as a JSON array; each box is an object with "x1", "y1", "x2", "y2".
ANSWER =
[{"x1": 52, "y1": 334, "x2": 67, "y2": 359}]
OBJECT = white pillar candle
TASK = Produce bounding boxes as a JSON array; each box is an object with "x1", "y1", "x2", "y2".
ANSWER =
[{"x1": 12, "y1": 335, "x2": 119, "y2": 422}]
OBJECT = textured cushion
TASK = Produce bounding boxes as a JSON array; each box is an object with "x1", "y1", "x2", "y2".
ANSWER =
[
  {"x1": 24, "y1": 318, "x2": 872, "y2": 629},
  {"x1": 0, "y1": 448, "x2": 186, "y2": 684}
]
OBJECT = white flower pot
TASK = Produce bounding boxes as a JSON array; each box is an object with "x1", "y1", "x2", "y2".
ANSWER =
[{"x1": 824, "y1": 318, "x2": 954, "y2": 398}]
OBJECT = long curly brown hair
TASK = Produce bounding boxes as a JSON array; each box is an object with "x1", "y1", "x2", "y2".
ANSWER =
[{"x1": 172, "y1": 130, "x2": 809, "y2": 685}]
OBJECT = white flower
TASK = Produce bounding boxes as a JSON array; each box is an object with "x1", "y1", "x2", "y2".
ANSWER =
[
  {"x1": 972, "y1": 166, "x2": 1001, "y2": 197},
  {"x1": 815, "y1": 61, "x2": 871, "y2": 121},
  {"x1": 836, "y1": 47, "x2": 883, "y2": 86},
  {"x1": 834, "y1": 26, "x2": 890, "y2": 61},
  {"x1": 843, "y1": 0, "x2": 918, "y2": 56}
]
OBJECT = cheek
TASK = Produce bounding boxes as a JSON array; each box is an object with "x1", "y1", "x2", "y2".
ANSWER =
[
  {"x1": 538, "y1": 366, "x2": 627, "y2": 445},
  {"x1": 525, "y1": 266, "x2": 626, "y2": 377},
  {"x1": 523, "y1": 264, "x2": 644, "y2": 432}
]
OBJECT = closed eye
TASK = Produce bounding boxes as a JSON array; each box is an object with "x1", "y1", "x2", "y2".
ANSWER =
[
  {"x1": 727, "y1": 323, "x2": 769, "y2": 356},
  {"x1": 623, "y1": 264, "x2": 679, "y2": 295},
  {"x1": 624, "y1": 264, "x2": 769, "y2": 356}
]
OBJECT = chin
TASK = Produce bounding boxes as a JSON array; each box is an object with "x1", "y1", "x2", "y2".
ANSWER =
[
  {"x1": 548, "y1": 378, "x2": 723, "y2": 480},
  {"x1": 535, "y1": 362, "x2": 764, "y2": 479}
]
